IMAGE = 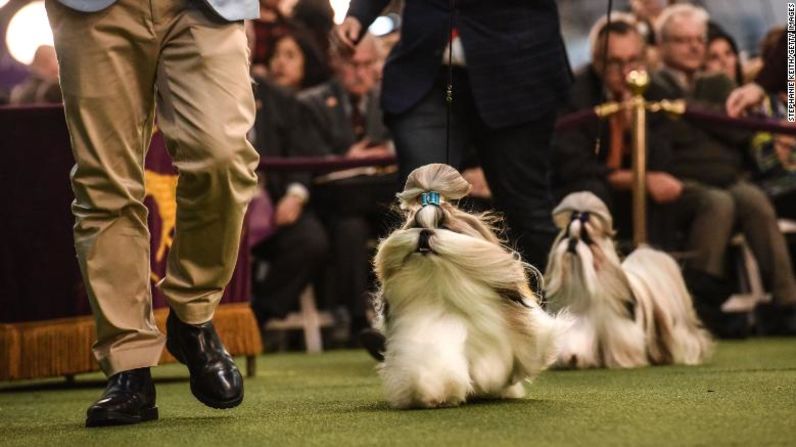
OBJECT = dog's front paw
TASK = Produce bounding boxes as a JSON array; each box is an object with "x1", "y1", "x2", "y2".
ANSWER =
[
  {"x1": 419, "y1": 395, "x2": 465, "y2": 409},
  {"x1": 501, "y1": 382, "x2": 526, "y2": 399}
]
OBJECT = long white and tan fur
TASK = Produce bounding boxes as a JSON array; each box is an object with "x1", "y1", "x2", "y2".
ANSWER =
[
  {"x1": 544, "y1": 191, "x2": 713, "y2": 369},
  {"x1": 373, "y1": 164, "x2": 567, "y2": 409}
]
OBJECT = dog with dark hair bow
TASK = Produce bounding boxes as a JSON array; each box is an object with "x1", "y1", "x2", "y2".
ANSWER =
[
  {"x1": 372, "y1": 164, "x2": 567, "y2": 409},
  {"x1": 545, "y1": 192, "x2": 713, "y2": 368}
]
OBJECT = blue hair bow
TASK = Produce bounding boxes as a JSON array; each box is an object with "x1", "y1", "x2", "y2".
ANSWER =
[{"x1": 420, "y1": 191, "x2": 441, "y2": 207}]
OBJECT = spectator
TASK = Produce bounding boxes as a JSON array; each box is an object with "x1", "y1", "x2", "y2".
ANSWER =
[
  {"x1": 248, "y1": 77, "x2": 330, "y2": 334},
  {"x1": 248, "y1": 0, "x2": 293, "y2": 78},
  {"x1": 291, "y1": 0, "x2": 335, "y2": 59},
  {"x1": 298, "y1": 35, "x2": 395, "y2": 343},
  {"x1": 631, "y1": 0, "x2": 667, "y2": 18},
  {"x1": 551, "y1": 9, "x2": 736, "y2": 295},
  {"x1": 9, "y1": 45, "x2": 62, "y2": 105},
  {"x1": 554, "y1": 14, "x2": 681, "y2": 215},
  {"x1": 750, "y1": 131, "x2": 796, "y2": 221},
  {"x1": 630, "y1": 0, "x2": 668, "y2": 39},
  {"x1": 735, "y1": 29, "x2": 795, "y2": 222},
  {"x1": 726, "y1": 28, "x2": 786, "y2": 117},
  {"x1": 247, "y1": 26, "x2": 331, "y2": 338},
  {"x1": 739, "y1": 31, "x2": 796, "y2": 298},
  {"x1": 267, "y1": 28, "x2": 330, "y2": 90},
  {"x1": 705, "y1": 23, "x2": 743, "y2": 85},
  {"x1": 300, "y1": 35, "x2": 391, "y2": 159},
  {"x1": 629, "y1": 0, "x2": 669, "y2": 70},
  {"x1": 649, "y1": 4, "x2": 796, "y2": 334}
]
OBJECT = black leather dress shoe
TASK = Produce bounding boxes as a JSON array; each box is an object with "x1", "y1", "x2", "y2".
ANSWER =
[
  {"x1": 85, "y1": 367, "x2": 158, "y2": 427},
  {"x1": 358, "y1": 328, "x2": 386, "y2": 362},
  {"x1": 166, "y1": 310, "x2": 243, "y2": 409}
]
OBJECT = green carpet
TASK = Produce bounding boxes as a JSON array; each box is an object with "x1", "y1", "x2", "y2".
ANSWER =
[{"x1": 2, "y1": 339, "x2": 795, "y2": 446}]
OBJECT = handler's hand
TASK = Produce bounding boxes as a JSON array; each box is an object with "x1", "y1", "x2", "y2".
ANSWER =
[
  {"x1": 331, "y1": 16, "x2": 362, "y2": 56},
  {"x1": 461, "y1": 167, "x2": 492, "y2": 199}
]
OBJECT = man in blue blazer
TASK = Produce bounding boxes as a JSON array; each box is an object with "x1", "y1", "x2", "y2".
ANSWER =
[
  {"x1": 46, "y1": 0, "x2": 259, "y2": 426},
  {"x1": 333, "y1": 0, "x2": 572, "y2": 272}
]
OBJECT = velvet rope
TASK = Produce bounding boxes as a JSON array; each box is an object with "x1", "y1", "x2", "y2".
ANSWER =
[
  {"x1": 682, "y1": 105, "x2": 796, "y2": 135},
  {"x1": 7, "y1": 104, "x2": 794, "y2": 175},
  {"x1": 554, "y1": 108, "x2": 599, "y2": 131},
  {"x1": 553, "y1": 102, "x2": 796, "y2": 135},
  {"x1": 258, "y1": 155, "x2": 396, "y2": 172}
]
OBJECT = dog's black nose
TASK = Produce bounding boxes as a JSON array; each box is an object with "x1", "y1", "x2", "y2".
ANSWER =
[{"x1": 417, "y1": 229, "x2": 433, "y2": 254}]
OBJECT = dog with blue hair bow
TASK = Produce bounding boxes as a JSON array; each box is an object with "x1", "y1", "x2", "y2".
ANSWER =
[{"x1": 372, "y1": 164, "x2": 568, "y2": 409}]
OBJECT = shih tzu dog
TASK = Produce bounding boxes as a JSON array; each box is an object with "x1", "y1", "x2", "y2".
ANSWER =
[
  {"x1": 545, "y1": 192, "x2": 713, "y2": 369},
  {"x1": 372, "y1": 164, "x2": 566, "y2": 409}
]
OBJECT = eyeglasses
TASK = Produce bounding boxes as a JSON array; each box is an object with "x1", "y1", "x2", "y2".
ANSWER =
[
  {"x1": 342, "y1": 59, "x2": 377, "y2": 71},
  {"x1": 665, "y1": 35, "x2": 706, "y2": 46},
  {"x1": 603, "y1": 56, "x2": 644, "y2": 72}
]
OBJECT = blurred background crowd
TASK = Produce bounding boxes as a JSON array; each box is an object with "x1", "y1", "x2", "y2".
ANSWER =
[{"x1": 0, "y1": 0, "x2": 794, "y2": 350}]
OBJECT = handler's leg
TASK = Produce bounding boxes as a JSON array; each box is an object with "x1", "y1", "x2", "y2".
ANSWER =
[
  {"x1": 46, "y1": 0, "x2": 162, "y2": 427},
  {"x1": 153, "y1": 1, "x2": 259, "y2": 409}
]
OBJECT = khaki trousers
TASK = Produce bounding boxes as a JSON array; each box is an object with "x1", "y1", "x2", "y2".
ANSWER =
[{"x1": 46, "y1": 0, "x2": 259, "y2": 376}]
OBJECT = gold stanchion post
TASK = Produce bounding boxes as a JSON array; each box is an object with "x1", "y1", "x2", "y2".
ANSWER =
[{"x1": 626, "y1": 70, "x2": 650, "y2": 247}]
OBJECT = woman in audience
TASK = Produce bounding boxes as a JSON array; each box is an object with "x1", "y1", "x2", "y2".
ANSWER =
[
  {"x1": 267, "y1": 28, "x2": 330, "y2": 91},
  {"x1": 705, "y1": 24, "x2": 743, "y2": 85},
  {"x1": 726, "y1": 29, "x2": 786, "y2": 117}
]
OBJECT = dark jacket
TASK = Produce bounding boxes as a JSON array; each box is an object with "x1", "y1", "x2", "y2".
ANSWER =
[
  {"x1": 252, "y1": 78, "x2": 320, "y2": 201},
  {"x1": 297, "y1": 79, "x2": 396, "y2": 217},
  {"x1": 646, "y1": 70, "x2": 749, "y2": 187},
  {"x1": 347, "y1": 0, "x2": 572, "y2": 128},
  {"x1": 297, "y1": 79, "x2": 390, "y2": 156}
]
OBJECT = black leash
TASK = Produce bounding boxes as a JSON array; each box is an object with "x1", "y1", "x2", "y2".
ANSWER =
[{"x1": 445, "y1": 0, "x2": 456, "y2": 165}]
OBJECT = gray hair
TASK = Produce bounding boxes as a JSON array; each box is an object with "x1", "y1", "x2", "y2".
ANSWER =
[{"x1": 656, "y1": 4, "x2": 709, "y2": 42}]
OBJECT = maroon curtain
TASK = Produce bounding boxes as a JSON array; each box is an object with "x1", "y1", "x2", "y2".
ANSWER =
[{"x1": 0, "y1": 105, "x2": 250, "y2": 323}]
